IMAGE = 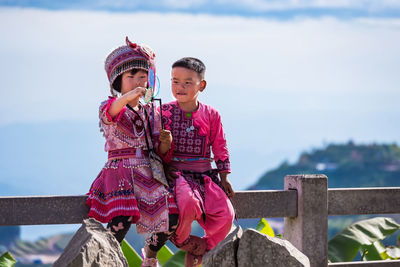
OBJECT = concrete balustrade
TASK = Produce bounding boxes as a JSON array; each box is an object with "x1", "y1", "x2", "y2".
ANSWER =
[{"x1": 1, "y1": 174, "x2": 400, "y2": 267}]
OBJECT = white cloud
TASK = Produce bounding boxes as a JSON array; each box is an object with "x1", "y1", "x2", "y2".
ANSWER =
[
  {"x1": 197, "y1": 0, "x2": 400, "y2": 11},
  {"x1": 0, "y1": 7, "x2": 399, "y2": 125},
  {"x1": 163, "y1": 0, "x2": 207, "y2": 9}
]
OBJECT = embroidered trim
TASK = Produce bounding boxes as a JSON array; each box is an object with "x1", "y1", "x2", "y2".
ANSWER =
[
  {"x1": 216, "y1": 158, "x2": 231, "y2": 172},
  {"x1": 162, "y1": 103, "x2": 209, "y2": 158},
  {"x1": 171, "y1": 157, "x2": 213, "y2": 162},
  {"x1": 90, "y1": 188, "x2": 135, "y2": 201}
]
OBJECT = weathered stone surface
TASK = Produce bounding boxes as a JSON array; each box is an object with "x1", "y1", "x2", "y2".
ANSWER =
[
  {"x1": 237, "y1": 229, "x2": 310, "y2": 267},
  {"x1": 284, "y1": 174, "x2": 328, "y2": 267},
  {"x1": 203, "y1": 226, "x2": 243, "y2": 267},
  {"x1": 53, "y1": 218, "x2": 128, "y2": 267}
]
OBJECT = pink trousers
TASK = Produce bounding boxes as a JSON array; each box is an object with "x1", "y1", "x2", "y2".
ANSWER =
[{"x1": 173, "y1": 175, "x2": 235, "y2": 251}]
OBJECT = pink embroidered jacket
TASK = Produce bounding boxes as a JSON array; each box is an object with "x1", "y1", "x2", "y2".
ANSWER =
[
  {"x1": 99, "y1": 97, "x2": 166, "y2": 155},
  {"x1": 161, "y1": 101, "x2": 231, "y2": 173}
]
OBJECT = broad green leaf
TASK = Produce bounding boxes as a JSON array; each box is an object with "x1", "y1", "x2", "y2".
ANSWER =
[
  {"x1": 121, "y1": 239, "x2": 142, "y2": 267},
  {"x1": 0, "y1": 252, "x2": 16, "y2": 267},
  {"x1": 328, "y1": 217, "x2": 400, "y2": 262},
  {"x1": 385, "y1": 246, "x2": 400, "y2": 259},
  {"x1": 157, "y1": 245, "x2": 174, "y2": 266},
  {"x1": 380, "y1": 251, "x2": 390, "y2": 260},
  {"x1": 361, "y1": 241, "x2": 385, "y2": 261},
  {"x1": 163, "y1": 250, "x2": 186, "y2": 267},
  {"x1": 328, "y1": 237, "x2": 360, "y2": 263},
  {"x1": 256, "y1": 218, "x2": 275, "y2": 237}
]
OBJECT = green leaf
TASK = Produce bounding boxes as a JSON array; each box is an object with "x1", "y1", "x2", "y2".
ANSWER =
[
  {"x1": 121, "y1": 239, "x2": 143, "y2": 267},
  {"x1": 361, "y1": 241, "x2": 385, "y2": 261},
  {"x1": 256, "y1": 218, "x2": 275, "y2": 237},
  {"x1": 0, "y1": 252, "x2": 16, "y2": 267},
  {"x1": 328, "y1": 217, "x2": 400, "y2": 262},
  {"x1": 328, "y1": 236, "x2": 360, "y2": 263},
  {"x1": 163, "y1": 250, "x2": 186, "y2": 267},
  {"x1": 385, "y1": 246, "x2": 400, "y2": 259},
  {"x1": 379, "y1": 251, "x2": 390, "y2": 260},
  {"x1": 157, "y1": 245, "x2": 174, "y2": 266}
]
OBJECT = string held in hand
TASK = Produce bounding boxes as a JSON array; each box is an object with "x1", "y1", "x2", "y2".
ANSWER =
[{"x1": 144, "y1": 66, "x2": 164, "y2": 129}]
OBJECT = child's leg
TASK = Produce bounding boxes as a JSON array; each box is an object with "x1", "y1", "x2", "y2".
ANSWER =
[
  {"x1": 171, "y1": 176, "x2": 209, "y2": 267},
  {"x1": 107, "y1": 215, "x2": 133, "y2": 243},
  {"x1": 141, "y1": 213, "x2": 178, "y2": 267},
  {"x1": 145, "y1": 213, "x2": 179, "y2": 255},
  {"x1": 172, "y1": 176, "x2": 203, "y2": 246},
  {"x1": 175, "y1": 177, "x2": 234, "y2": 267},
  {"x1": 198, "y1": 176, "x2": 235, "y2": 251}
]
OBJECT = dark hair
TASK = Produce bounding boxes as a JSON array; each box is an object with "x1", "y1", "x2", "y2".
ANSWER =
[
  {"x1": 172, "y1": 57, "x2": 206, "y2": 79},
  {"x1": 112, "y1": 68, "x2": 143, "y2": 92}
]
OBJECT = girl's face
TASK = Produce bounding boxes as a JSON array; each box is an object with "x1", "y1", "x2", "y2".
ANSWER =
[{"x1": 120, "y1": 70, "x2": 148, "y2": 95}]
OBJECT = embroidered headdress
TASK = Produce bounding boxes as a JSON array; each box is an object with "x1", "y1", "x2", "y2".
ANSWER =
[{"x1": 105, "y1": 37, "x2": 156, "y2": 94}]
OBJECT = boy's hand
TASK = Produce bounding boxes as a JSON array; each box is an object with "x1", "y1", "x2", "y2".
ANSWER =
[
  {"x1": 159, "y1": 129, "x2": 172, "y2": 146},
  {"x1": 158, "y1": 129, "x2": 172, "y2": 154},
  {"x1": 220, "y1": 173, "x2": 235, "y2": 198}
]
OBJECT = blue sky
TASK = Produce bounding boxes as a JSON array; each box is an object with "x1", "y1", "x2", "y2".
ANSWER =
[
  {"x1": 2, "y1": 0, "x2": 400, "y2": 19},
  {"x1": 1, "y1": 0, "x2": 400, "y2": 240}
]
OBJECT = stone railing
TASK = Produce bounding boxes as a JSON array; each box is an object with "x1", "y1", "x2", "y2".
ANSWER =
[{"x1": 1, "y1": 174, "x2": 400, "y2": 267}]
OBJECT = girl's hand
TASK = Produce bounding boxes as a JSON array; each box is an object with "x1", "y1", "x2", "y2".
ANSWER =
[
  {"x1": 220, "y1": 173, "x2": 235, "y2": 198},
  {"x1": 108, "y1": 86, "x2": 146, "y2": 119},
  {"x1": 124, "y1": 87, "x2": 146, "y2": 102}
]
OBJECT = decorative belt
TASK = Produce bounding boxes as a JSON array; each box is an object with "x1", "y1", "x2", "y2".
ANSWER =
[
  {"x1": 108, "y1": 148, "x2": 149, "y2": 160},
  {"x1": 171, "y1": 157, "x2": 213, "y2": 162}
]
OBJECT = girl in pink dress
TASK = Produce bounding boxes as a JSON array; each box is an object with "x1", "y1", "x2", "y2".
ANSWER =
[
  {"x1": 86, "y1": 37, "x2": 178, "y2": 267},
  {"x1": 161, "y1": 57, "x2": 235, "y2": 266}
]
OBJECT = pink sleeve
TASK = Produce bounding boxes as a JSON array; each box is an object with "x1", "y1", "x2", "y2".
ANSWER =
[
  {"x1": 158, "y1": 142, "x2": 175, "y2": 163},
  {"x1": 100, "y1": 97, "x2": 126, "y2": 124},
  {"x1": 210, "y1": 109, "x2": 231, "y2": 173}
]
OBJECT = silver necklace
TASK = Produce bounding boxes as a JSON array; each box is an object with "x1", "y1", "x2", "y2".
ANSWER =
[{"x1": 185, "y1": 112, "x2": 195, "y2": 132}]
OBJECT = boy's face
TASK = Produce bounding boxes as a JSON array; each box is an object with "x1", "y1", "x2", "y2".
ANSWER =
[
  {"x1": 120, "y1": 70, "x2": 148, "y2": 95},
  {"x1": 171, "y1": 67, "x2": 205, "y2": 105}
]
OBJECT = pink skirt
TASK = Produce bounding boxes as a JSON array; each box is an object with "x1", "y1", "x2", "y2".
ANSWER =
[{"x1": 86, "y1": 149, "x2": 178, "y2": 234}]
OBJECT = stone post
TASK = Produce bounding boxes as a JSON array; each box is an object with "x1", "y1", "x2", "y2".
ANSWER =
[{"x1": 284, "y1": 174, "x2": 328, "y2": 267}]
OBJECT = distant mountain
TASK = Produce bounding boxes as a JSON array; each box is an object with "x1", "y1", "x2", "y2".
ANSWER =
[
  {"x1": 249, "y1": 142, "x2": 400, "y2": 241},
  {"x1": 250, "y1": 141, "x2": 400, "y2": 190},
  {"x1": 2, "y1": 233, "x2": 73, "y2": 266}
]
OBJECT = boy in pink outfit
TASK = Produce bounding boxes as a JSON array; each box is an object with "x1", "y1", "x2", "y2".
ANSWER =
[{"x1": 161, "y1": 57, "x2": 235, "y2": 266}]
